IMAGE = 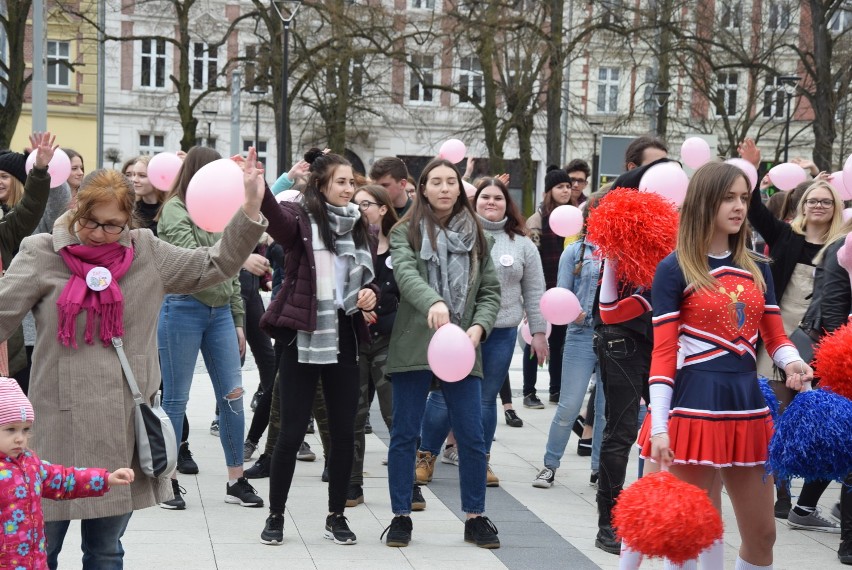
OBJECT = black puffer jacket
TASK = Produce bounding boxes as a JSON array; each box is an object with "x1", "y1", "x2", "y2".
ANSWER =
[{"x1": 817, "y1": 238, "x2": 851, "y2": 334}]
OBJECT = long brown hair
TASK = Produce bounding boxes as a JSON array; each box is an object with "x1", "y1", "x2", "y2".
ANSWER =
[
  {"x1": 473, "y1": 177, "x2": 527, "y2": 239},
  {"x1": 404, "y1": 157, "x2": 487, "y2": 258},
  {"x1": 677, "y1": 162, "x2": 765, "y2": 292},
  {"x1": 355, "y1": 184, "x2": 398, "y2": 237}
]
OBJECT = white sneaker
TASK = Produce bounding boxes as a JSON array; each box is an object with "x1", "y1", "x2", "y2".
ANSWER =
[
  {"x1": 532, "y1": 467, "x2": 555, "y2": 488},
  {"x1": 441, "y1": 445, "x2": 459, "y2": 466},
  {"x1": 788, "y1": 507, "x2": 841, "y2": 533}
]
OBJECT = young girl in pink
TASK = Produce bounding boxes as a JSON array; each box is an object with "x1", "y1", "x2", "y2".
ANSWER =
[{"x1": 0, "y1": 377, "x2": 133, "y2": 569}]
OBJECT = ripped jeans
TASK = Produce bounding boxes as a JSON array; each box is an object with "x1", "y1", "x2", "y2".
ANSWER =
[{"x1": 159, "y1": 294, "x2": 245, "y2": 468}]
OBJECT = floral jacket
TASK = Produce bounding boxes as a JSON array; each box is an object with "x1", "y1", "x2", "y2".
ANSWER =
[{"x1": 0, "y1": 450, "x2": 110, "y2": 569}]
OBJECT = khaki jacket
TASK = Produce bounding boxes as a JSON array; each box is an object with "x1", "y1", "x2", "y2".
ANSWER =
[{"x1": 0, "y1": 208, "x2": 266, "y2": 521}]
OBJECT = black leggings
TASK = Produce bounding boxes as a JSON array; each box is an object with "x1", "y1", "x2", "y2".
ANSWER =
[
  {"x1": 499, "y1": 374, "x2": 513, "y2": 406},
  {"x1": 241, "y1": 271, "x2": 278, "y2": 444},
  {"x1": 268, "y1": 312, "x2": 360, "y2": 514}
]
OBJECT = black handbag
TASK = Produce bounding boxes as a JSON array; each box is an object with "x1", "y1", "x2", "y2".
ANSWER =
[{"x1": 788, "y1": 325, "x2": 820, "y2": 364}]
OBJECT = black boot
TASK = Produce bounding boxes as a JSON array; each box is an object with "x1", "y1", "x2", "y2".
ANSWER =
[
  {"x1": 840, "y1": 474, "x2": 852, "y2": 565},
  {"x1": 595, "y1": 498, "x2": 621, "y2": 555},
  {"x1": 774, "y1": 479, "x2": 791, "y2": 519}
]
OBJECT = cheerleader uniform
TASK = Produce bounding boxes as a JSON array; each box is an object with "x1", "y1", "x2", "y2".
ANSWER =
[{"x1": 638, "y1": 253, "x2": 801, "y2": 467}]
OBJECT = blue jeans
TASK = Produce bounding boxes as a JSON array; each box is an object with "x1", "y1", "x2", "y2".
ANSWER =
[
  {"x1": 420, "y1": 327, "x2": 517, "y2": 454},
  {"x1": 159, "y1": 294, "x2": 244, "y2": 468},
  {"x1": 46, "y1": 512, "x2": 132, "y2": 569},
  {"x1": 388, "y1": 370, "x2": 486, "y2": 515},
  {"x1": 543, "y1": 327, "x2": 598, "y2": 469},
  {"x1": 591, "y1": 372, "x2": 606, "y2": 473}
]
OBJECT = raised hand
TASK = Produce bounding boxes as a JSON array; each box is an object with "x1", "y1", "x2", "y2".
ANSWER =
[
  {"x1": 288, "y1": 160, "x2": 310, "y2": 180},
  {"x1": 28, "y1": 132, "x2": 58, "y2": 169},
  {"x1": 737, "y1": 138, "x2": 761, "y2": 168},
  {"x1": 242, "y1": 146, "x2": 264, "y2": 221}
]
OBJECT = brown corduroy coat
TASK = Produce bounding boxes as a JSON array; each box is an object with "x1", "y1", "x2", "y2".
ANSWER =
[{"x1": 0, "y1": 208, "x2": 266, "y2": 521}]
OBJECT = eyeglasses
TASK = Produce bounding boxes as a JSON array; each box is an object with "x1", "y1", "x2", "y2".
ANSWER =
[
  {"x1": 358, "y1": 200, "x2": 380, "y2": 211},
  {"x1": 79, "y1": 218, "x2": 126, "y2": 235},
  {"x1": 804, "y1": 198, "x2": 835, "y2": 208},
  {"x1": 568, "y1": 177, "x2": 588, "y2": 187}
]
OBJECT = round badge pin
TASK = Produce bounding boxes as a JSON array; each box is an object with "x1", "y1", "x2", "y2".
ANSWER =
[
  {"x1": 86, "y1": 266, "x2": 112, "y2": 291},
  {"x1": 385, "y1": 256, "x2": 393, "y2": 269},
  {"x1": 499, "y1": 254, "x2": 514, "y2": 267}
]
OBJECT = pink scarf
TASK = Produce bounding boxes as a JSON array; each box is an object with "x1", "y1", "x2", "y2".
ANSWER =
[{"x1": 57, "y1": 242, "x2": 134, "y2": 348}]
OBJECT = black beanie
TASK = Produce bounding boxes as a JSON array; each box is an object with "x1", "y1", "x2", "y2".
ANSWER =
[
  {"x1": 0, "y1": 151, "x2": 27, "y2": 185},
  {"x1": 544, "y1": 165, "x2": 571, "y2": 193}
]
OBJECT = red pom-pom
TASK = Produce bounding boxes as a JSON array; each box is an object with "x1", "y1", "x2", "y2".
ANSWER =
[
  {"x1": 612, "y1": 471, "x2": 723, "y2": 564},
  {"x1": 813, "y1": 323, "x2": 852, "y2": 400},
  {"x1": 585, "y1": 187, "x2": 679, "y2": 288}
]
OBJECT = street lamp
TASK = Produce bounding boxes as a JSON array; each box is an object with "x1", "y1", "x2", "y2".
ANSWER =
[
  {"x1": 201, "y1": 109, "x2": 218, "y2": 149},
  {"x1": 653, "y1": 89, "x2": 670, "y2": 137},
  {"x1": 249, "y1": 88, "x2": 266, "y2": 153},
  {"x1": 272, "y1": 0, "x2": 302, "y2": 176},
  {"x1": 588, "y1": 120, "x2": 603, "y2": 193},
  {"x1": 780, "y1": 74, "x2": 800, "y2": 162}
]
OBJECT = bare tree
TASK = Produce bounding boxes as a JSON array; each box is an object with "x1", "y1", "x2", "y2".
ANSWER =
[{"x1": 0, "y1": 1, "x2": 34, "y2": 148}]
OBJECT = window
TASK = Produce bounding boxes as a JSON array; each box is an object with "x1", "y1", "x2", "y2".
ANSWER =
[
  {"x1": 139, "y1": 133, "x2": 165, "y2": 155},
  {"x1": 768, "y1": 2, "x2": 791, "y2": 30},
  {"x1": 763, "y1": 75, "x2": 785, "y2": 119},
  {"x1": 829, "y1": 4, "x2": 852, "y2": 32},
  {"x1": 409, "y1": 0, "x2": 434, "y2": 8},
  {"x1": 193, "y1": 42, "x2": 218, "y2": 90},
  {"x1": 47, "y1": 40, "x2": 71, "y2": 88},
  {"x1": 140, "y1": 38, "x2": 166, "y2": 88},
  {"x1": 243, "y1": 139, "x2": 268, "y2": 164},
  {"x1": 458, "y1": 56, "x2": 482, "y2": 104},
  {"x1": 600, "y1": 0, "x2": 625, "y2": 26},
  {"x1": 715, "y1": 72, "x2": 739, "y2": 117},
  {"x1": 596, "y1": 67, "x2": 619, "y2": 114},
  {"x1": 720, "y1": 1, "x2": 742, "y2": 29},
  {"x1": 350, "y1": 55, "x2": 365, "y2": 97},
  {"x1": 409, "y1": 54, "x2": 434, "y2": 103}
]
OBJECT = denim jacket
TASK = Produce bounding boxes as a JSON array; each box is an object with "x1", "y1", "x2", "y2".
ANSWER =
[{"x1": 556, "y1": 238, "x2": 600, "y2": 332}]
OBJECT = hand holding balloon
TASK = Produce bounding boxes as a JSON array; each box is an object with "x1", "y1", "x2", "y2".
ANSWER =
[{"x1": 427, "y1": 301, "x2": 450, "y2": 330}]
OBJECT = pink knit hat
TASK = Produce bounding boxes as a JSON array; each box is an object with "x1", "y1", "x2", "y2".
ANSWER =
[{"x1": 0, "y1": 377, "x2": 34, "y2": 425}]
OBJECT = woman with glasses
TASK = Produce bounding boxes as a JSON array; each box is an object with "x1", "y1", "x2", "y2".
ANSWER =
[
  {"x1": 0, "y1": 140, "x2": 267, "y2": 568},
  {"x1": 739, "y1": 138, "x2": 846, "y2": 526}
]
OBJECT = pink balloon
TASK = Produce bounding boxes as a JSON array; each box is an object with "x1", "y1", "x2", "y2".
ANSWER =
[
  {"x1": 25, "y1": 148, "x2": 71, "y2": 187},
  {"x1": 147, "y1": 152, "x2": 184, "y2": 191},
  {"x1": 549, "y1": 205, "x2": 584, "y2": 237},
  {"x1": 767, "y1": 163, "x2": 807, "y2": 192},
  {"x1": 539, "y1": 287, "x2": 582, "y2": 325},
  {"x1": 831, "y1": 172, "x2": 852, "y2": 201},
  {"x1": 724, "y1": 158, "x2": 758, "y2": 190},
  {"x1": 463, "y1": 180, "x2": 477, "y2": 200},
  {"x1": 276, "y1": 189, "x2": 301, "y2": 203},
  {"x1": 519, "y1": 321, "x2": 552, "y2": 344},
  {"x1": 680, "y1": 137, "x2": 712, "y2": 169},
  {"x1": 185, "y1": 158, "x2": 244, "y2": 233},
  {"x1": 439, "y1": 139, "x2": 466, "y2": 164},
  {"x1": 427, "y1": 323, "x2": 475, "y2": 382},
  {"x1": 639, "y1": 161, "x2": 689, "y2": 206},
  {"x1": 843, "y1": 154, "x2": 852, "y2": 193}
]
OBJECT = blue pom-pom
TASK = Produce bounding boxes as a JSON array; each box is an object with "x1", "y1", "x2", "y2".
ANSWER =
[
  {"x1": 768, "y1": 390, "x2": 852, "y2": 482},
  {"x1": 758, "y1": 377, "x2": 780, "y2": 423}
]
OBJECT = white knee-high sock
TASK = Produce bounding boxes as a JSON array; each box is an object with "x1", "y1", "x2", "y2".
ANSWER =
[
  {"x1": 618, "y1": 541, "x2": 643, "y2": 570},
  {"x1": 663, "y1": 559, "x2": 697, "y2": 570},
  {"x1": 698, "y1": 540, "x2": 725, "y2": 570},
  {"x1": 734, "y1": 556, "x2": 772, "y2": 570}
]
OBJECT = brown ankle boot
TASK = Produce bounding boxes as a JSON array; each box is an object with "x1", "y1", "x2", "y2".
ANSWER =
[
  {"x1": 486, "y1": 453, "x2": 500, "y2": 487},
  {"x1": 415, "y1": 450, "x2": 436, "y2": 484}
]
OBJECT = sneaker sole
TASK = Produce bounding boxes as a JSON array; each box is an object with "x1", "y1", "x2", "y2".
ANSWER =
[
  {"x1": 464, "y1": 537, "x2": 500, "y2": 549},
  {"x1": 788, "y1": 521, "x2": 840, "y2": 533},
  {"x1": 296, "y1": 455, "x2": 316, "y2": 462},
  {"x1": 385, "y1": 538, "x2": 410, "y2": 547},
  {"x1": 224, "y1": 496, "x2": 264, "y2": 508},
  {"x1": 345, "y1": 496, "x2": 364, "y2": 508},
  {"x1": 532, "y1": 480, "x2": 553, "y2": 488},
  {"x1": 523, "y1": 404, "x2": 545, "y2": 409},
  {"x1": 440, "y1": 458, "x2": 459, "y2": 465},
  {"x1": 323, "y1": 530, "x2": 357, "y2": 545},
  {"x1": 260, "y1": 536, "x2": 283, "y2": 546},
  {"x1": 411, "y1": 502, "x2": 426, "y2": 511},
  {"x1": 595, "y1": 538, "x2": 621, "y2": 555},
  {"x1": 160, "y1": 502, "x2": 186, "y2": 510},
  {"x1": 486, "y1": 481, "x2": 500, "y2": 487},
  {"x1": 176, "y1": 466, "x2": 199, "y2": 475}
]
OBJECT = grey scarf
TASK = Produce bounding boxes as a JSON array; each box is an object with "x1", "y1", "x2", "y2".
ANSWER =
[{"x1": 419, "y1": 211, "x2": 476, "y2": 323}]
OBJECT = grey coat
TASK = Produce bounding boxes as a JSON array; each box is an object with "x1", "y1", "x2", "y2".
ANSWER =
[{"x1": 0, "y1": 208, "x2": 266, "y2": 521}]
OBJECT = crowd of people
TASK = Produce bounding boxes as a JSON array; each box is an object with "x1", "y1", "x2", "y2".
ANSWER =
[{"x1": 0, "y1": 130, "x2": 850, "y2": 570}]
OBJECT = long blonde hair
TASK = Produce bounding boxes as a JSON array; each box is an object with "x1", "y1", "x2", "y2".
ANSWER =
[
  {"x1": 1, "y1": 177, "x2": 24, "y2": 207},
  {"x1": 677, "y1": 162, "x2": 766, "y2": 292},
  {"x1": 814, "y1": 218, "x2": 852, "y2": 265},
  {"x1": 789, "y1": 180, "x2": 845, "y2": 243}
]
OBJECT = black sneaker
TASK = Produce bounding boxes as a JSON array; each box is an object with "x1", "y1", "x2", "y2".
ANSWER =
[
  {"x1": 160, "y1": 479, "x2": 186, "y2": 510},
  {"x1": 572, "y1": 415, "x2": 585, "y2": 436},
  {"x1": 225, "y1": 477, "x2": 264, "y2": 507},
  {"x1": 250, "y1": 389, "x2": 263, "y2": 412},
  {"x1": 177, "y1": 441, "x2": 199, "y2": 475},
  {"x1": 210, "y1": 419, "x2": 219, "y2": 436},
  {"x1": 245, "y1": 453, "x2": 271, "y2": 479},
  {"x1": 577, "y1": 438, "x2": 592, "y2": 457},
  {"x1": 840, "y1": 538, "x2": 852, "y2": 565},
  {"x1": 523, "y1": 394, "x2": 545, "y2": 409},
  {"x1": 306, "y1": 416, "x2": 315, "y2": 434},
  {"x1": 532, "y1": 467, "x2": 556, "y2": 488},
  {"x1": 260, "y1": 513, "x2": 285, "y2": 545},
  {"x1": 464, "y1": 516, "x2": 500, "y2": 549},
  {"x1": 297, "y1": 441, "x2": 316, "y2": 462},
  {"x1": 321, "y1": 460, "x2": 329, "y2": 482},
  {"x1": 595, "y1": 526, "x2": 621, "y2": 554},
  {"x1": 381, "y1": 515, "x2": 412, "y2": 547},
  {"x1": 324, "y1": 513, "x2": 357, "y2": 545},
  {"x1": 550, "y1": 392, "x2": 560, "y2": 404},
  {"x1": 411, "y1": 484, "x2": 426, "y2": 511},
  {"x1": 345, "y1": 484, "x2": 364, "y2": 508},
  {"x1": 365, "y1": 414, "x2": 373, "y2": 434},
  {"x1": 775, "y1": 495, "x2": 792, "y2": 519},
  {"x1": 244, "y1": 439, "x2": 258, "y2": 462},
  {"x1": 504, "y1": 409, "x2": 523, "y2": 427}
]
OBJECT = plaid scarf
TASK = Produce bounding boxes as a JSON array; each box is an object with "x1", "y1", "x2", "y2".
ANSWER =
[{"x1": 419, "y1": 211, "x2": 476, "y2": 324}]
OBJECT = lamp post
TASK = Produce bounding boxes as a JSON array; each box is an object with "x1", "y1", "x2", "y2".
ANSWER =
[
  {"x1": 250, "y1": 88, "x2": 266, "y2": 152},
  {"x1": 588, "y1": 120, "x2": 603, "y2": 193},
  {"x1": 272, "y1": 0, "x2": 302, "y2": 177},
  {"x1": 653, "y1": 89, "x2": 671, "y2": 137},
  {"x1": 780, "y1": 74, "x2": 800, "y2": 163},
  {"x1": 201, "y1": 109, "x2": 218, "y2": 148}
]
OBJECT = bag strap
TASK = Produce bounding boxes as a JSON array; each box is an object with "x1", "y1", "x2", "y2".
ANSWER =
[{"x1": 111, "y1": 337, "x2": 144, "y2": 405}]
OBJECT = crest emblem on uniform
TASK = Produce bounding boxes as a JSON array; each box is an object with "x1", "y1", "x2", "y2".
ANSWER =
[{"x1": 719, "y1": 284, "x2": 746, "y2": 330}]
